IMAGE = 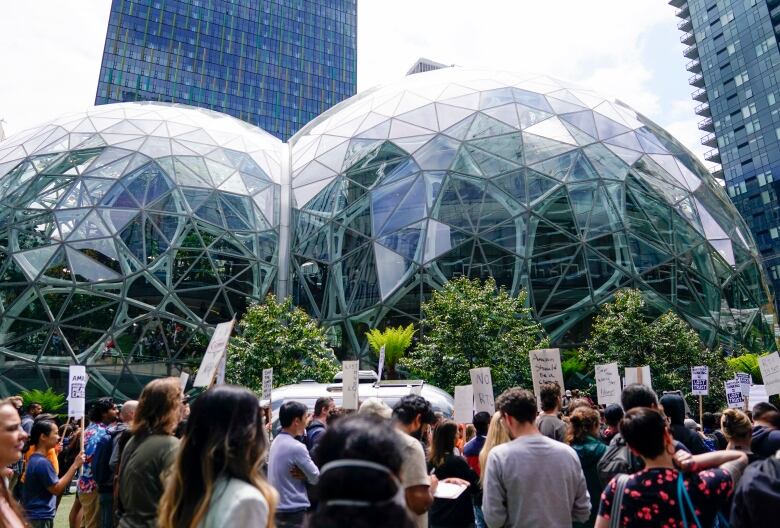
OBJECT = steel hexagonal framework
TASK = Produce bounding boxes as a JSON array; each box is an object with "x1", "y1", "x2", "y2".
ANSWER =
[
  {"x1": 288, "y1": 68, "x2": 775, "y2": 359},
  {"x1": 0, "y1": 103, "x2": 281, "y2": 397}
]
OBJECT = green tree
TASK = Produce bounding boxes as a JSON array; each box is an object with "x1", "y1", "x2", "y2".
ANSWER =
[
  {"x1": 399, "y1": 277, "x2": 549, "y2": 395},
  {"x1": 578, "y1": 289, "x2": 728, "y2": 411},
  {"x1": 20, "y1": 387, "x2": 65, "y2": 413},
  {"x1": 365, "y1": 324, "x2": 415, "y2": 380},
  {"x1": 225, "y1": 295, "x2": 339, "y2": 392}
]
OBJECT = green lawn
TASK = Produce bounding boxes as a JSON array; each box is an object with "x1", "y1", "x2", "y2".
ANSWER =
[{"x1": 54, "y1": 493, "x2": 75, "y2": 528}]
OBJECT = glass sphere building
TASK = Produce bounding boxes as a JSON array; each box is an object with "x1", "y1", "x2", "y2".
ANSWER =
[
  {"x1": 0, "y1": 68, "x2": 775, "y2": 397},
  {"x1": 289, "y1": 68, "x2": 774, "y2": 358},
  {"x1": 0, "y1": 103, "x2": 281, "y2": 396}
]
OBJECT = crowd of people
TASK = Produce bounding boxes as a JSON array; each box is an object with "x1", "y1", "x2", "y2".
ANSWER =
[{"x1": 1, "y1": 379, "x2": 779, "y2": 528}]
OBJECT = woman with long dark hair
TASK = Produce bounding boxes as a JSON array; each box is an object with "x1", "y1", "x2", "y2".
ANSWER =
[
  {"x1": 0, "y1": 398, "x2": 28, "y2": 528},
  {"x1": 117, "y1": 377, "x2": 182, "y2": 528},
  {"x1": 427, "y1": 420, "x2": 478, "y2": 528},
  {"x1": 309, "y1": 413, "x2": 414, "y2": 528},
  {"x1": 157, "y1": 385, "x2": 277, "y2": 528}
]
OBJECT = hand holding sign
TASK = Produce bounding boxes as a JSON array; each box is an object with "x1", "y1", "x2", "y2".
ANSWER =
[{"x1": 67, "y1": 366, "x2": 87, "y2": 419}]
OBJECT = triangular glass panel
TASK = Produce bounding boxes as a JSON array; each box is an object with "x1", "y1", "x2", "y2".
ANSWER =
[
  {"x1": 530, "y1": 150, "x2": 578, "y2": 181},
  {"x1": 450, "y1": 148, "x2": 483, "y2": 177},
  {"x1": 465, "y1": 113, "x2": 515, "y2": 140},
  {"x1": 371, "y1": 177, "x2": 416, "y2": 235},
  {"x1": 423, "y1": 219, "x2": 471, "y2": 263},
  {"x1": 594, "y1": 112, "x2": 631, "y2": 140},
  {"x1": 559, "y1": 111, "x2": 598, "y2": 138},
  {"x1": 566, "y1": 152, "x2": 600, "y2": 182},
  {"x1": 510, "y1": 88, "x2": 553, "y2": 112},
  {"x1": 413, "y1": 134, "x2": 459, "y2": 170},
  {"x1": 378, "y1": 176, "x2": 426, "y2": 236},
  {"x1": 522, "y1": 133, "x2": 576, "y2": 165},
  {"x1": 482, "y1": 104, "x2": 521, "y2": 129},
  {"x1": 434, "y1": 103, "x2": 476, "y2": 131},
  {"x1": 396, "y1": 104, "x2": 439, "y2": 131},
  {"x1": 479, "y1": 88, "x2": 516, "y2": 109},
  {"x1": 377, "y1": 221, "x2": 424, "y2": 263},
  {"x1": 13, "y1": 245, "x2": 59, "y2": 280},
  {"x1": 464, "y1": 144, "x2": 521, "y2": 177},
  {"x1": 442, "y1": 114, "x2": 476, "y2": 141},
  {"x1": 374, "y1": 243, "x2": 412, "y2": 301},
  {"x1": 582, "y1": 143, "x2": 629, "y2": 180},
  {"x1": 66, "y1": 247, "x2": 121, "y2": 282}
]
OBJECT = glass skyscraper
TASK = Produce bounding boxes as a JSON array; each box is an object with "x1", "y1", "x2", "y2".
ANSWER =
[
  {"x1": 671, "y1": 0, "x2": 780, "y2": 315},
  {"x1": 95, "y1": 0, "x2": 357, "y2": 140}
]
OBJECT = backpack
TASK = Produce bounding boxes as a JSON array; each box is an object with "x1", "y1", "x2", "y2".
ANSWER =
[
  {"x1": 305, "y1": 420, "x2": 326, "y2": 452},
  {"x1": 92, "y1": 430, "x2": 117, "y2": 492},
  {"x1": 597, "y1": 433, "x2": 644, "y2": 487}
]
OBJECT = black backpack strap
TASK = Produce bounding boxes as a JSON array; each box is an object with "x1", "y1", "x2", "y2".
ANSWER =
[{"x1": 609, "y1": 474, "x2": 630, "y2": 528}]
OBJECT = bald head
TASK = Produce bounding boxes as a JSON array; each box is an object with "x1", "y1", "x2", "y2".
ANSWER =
[{"x1": 120, "y1": 400, "x2": 138, "y2": 424}]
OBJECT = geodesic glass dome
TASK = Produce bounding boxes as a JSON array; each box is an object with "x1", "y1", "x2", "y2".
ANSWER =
[
  {"x1": 0, "y1": 103, "x2": 280, "y2": 397},
  {"x1": 289, "y1": 68, "x2": 775, "y2": 359}
]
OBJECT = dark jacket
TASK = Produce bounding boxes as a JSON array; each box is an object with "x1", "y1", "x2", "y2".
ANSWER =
[
  {"x1": 659, "y1": 394, "x2": 709, "y2": 455},
  {"x1": 572, "y1": 435, "x2": 607, "y2": 528},
  {"x1": 305, "y1": 419, "x2": 326, "y2": 452},
  {"x1": 428, "y1": 454, "x2": 479, "y2": 528},
  {"x1": 730, "y1": 456, "x2": 780, "y2": 528},
  {"x1": 751, "y1": 425, "x2": 780, "y2": 459}
]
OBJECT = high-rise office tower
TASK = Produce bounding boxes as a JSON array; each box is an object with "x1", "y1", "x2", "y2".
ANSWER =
[
  {"x1": 95, "y1": 0, "x2": 357, "y2": 140},
  {"x1": 670, "y1": 0, "x2": 780, "y2": 314}
]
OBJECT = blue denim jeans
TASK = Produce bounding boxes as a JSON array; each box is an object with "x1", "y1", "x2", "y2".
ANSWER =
[{"x1": 473, "y1": 504, "x2": 486, "y2": 528}]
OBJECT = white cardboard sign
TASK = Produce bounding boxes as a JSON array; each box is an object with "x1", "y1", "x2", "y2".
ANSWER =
[
  {"x1": 624, "y1": 366, "x2": 652, "y2": 390},
  {"x1": 470, "y1": 367, "x2": 495, "y2": 415},
  {"x1": 691, "y1": 366, "x2": 709, "y2": 396},
  {"x1": 529, "y1": 349, "x2": 565, "y2": 403},
  {"x1": 342, "y1": 361, "x2": 359, "y2": 410},
  {"x1": 67, "y1": 365, "x2": 87, "y2": 419},
  {"x1": 725, "y1": 379, "x2": 744, "y2": 408},
  {"x1": 758, "y1": 352, "x2": 780, "y2": 396},
  {"x1": 734, "y1": 372, "x2": 752, "y2": 398},
  {"x1": 595, "y1": 362, "x2": 621, "y2": 406},
  {"x1": 193, "y1": 319, "x2": 235, "y2": 387},
  {"x1": 261, "y1": 368, "x2": 273, "y2": 402},
  {"x1": 376, "y1": 345, "x2": 386, "y2": 383},
  {"x1": 453, "y1": 385, "x2": 474, "y2": 424},
  {"x1": 749, "y1": 384, "x2": 770, "y2": 406}
]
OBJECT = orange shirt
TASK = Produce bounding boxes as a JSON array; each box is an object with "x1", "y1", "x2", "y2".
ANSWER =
[{"x1": 22, "y1": 447, "x2": 59, "y2": 482}]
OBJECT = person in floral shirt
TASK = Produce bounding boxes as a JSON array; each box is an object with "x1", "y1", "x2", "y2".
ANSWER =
[
  {"x1": 595, "y1": 408, "x2": 747, "y2": 528},
  {"x1": 77, "y1": 398, "x2": 118, "y2": 528}
]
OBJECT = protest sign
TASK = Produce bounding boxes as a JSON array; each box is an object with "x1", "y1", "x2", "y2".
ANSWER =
[
  {"x1": 529, "y1": 349, "x2": 565, "y2": 404},
  {"x1": 725, "y1": 379, "x2": 744, "y2": 408},
  {"x1": 193, "y1": 319, "x2": 235, "y2": 387},
  {"x1": 342, "y1": 361, "x2": 359, "y2": 410},
  {"x1": 734, "y1": 372, "x2": 752, "y2": 399},
  {"x1": 624, "y1": 366, "x2": 652, "y2": 389},
  {"x1": 261, "y1": 368, "x2": 273, "y2": 402},
  {"x1": 595, "y1": 363, "x2": 621, "y2": 406},
  {"x1": 749, "y1": 384, "x2": 770, "y2": 406},
  {"x1": 67, "y1": 366, "x2": 87, "y2": 419},
  {"x1": 179, "y1": 371, "x2": 189, "y2": 390},
  {"x1": 470, "y1": 367, "x2": 495, "y2": 414},
  {"x1": 453, "y1": 385, "x2": 474, "y2": 424},
  {"x1": 376, "y1": 345, "x2": 386, "y2": 383},
  {"x1": 758, "y1": 351, "x2": 780, "y2": 396},
  {"x1": 691, "y1": 366, "x2": 708, "y2": 396}
]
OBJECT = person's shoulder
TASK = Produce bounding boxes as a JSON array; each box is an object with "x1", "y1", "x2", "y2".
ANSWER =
[{"x1": 221, "y1": 477, "x2": 268, "y2": 503}]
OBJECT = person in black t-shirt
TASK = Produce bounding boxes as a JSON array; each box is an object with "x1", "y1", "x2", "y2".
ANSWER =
[{"x1": 427, "y1": 420, "x2": 478, "y2": 528}]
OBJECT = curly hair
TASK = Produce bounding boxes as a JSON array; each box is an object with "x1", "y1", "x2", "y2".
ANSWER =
[{"x1": 565, "y1": 407, "x2": 600, "y2": 445}]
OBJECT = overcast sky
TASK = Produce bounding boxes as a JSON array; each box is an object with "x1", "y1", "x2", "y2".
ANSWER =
[{"x1": 0, "y1": 1, "x2": 709, "y2": 166}]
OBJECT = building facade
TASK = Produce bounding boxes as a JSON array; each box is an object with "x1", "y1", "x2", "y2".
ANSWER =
[
  {"x1": 671, "y1": 0, "x2": 780, "y2": 317},
  {"x1": 95, "y1": 0, "x2": 357, "y2": 140}
]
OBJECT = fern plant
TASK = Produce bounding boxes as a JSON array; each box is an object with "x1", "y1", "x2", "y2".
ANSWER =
[
  {"x1": 726, "y1": 353, "x2": 764, "y2": 384},
  {"x1": 365, "y1": 324, "x2": 415, "y2": 380},
  {"x1": 20, "y1": 387, "x2": 66, "y2": 413}
]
